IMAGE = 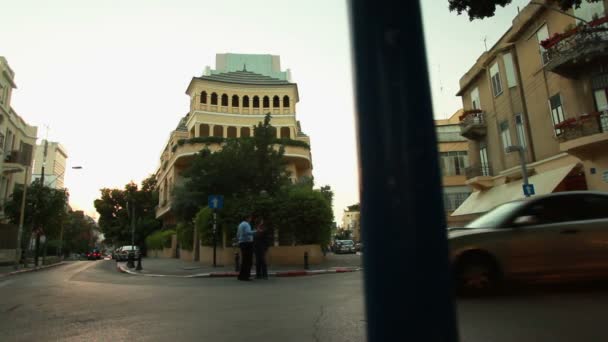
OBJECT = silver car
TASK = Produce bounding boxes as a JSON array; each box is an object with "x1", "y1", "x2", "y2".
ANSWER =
[{"x1": 449, "y1": 191, "x2": 608, "y2": 293}]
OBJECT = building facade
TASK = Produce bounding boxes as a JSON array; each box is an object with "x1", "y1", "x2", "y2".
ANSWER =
[
  {"x1": 156, "y1": 53, "x2": 313, "y2": 226},
  {"x1": 435, "y1": 110, "x2": 471, "y2": 226},
  {"x1": 32, "y1": 140, "x2": 68, "y2": 189},
  {"x1": 453, "y1": 0, "x2": 608, "y2": 220},
  {"x1": 342, "y1": 206, "x2": 361, "y2": 242},
  {"x1": 0, "y1": 57, "x2": 37, "y2": 221}
]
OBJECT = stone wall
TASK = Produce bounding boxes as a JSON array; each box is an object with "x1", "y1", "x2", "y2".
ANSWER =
[
  {"x1": 198, "y1": 244, "x2": 324, "y2": 266},
  {"x1": 0, "y1": 249, "x2": 15, "y2": 264}
]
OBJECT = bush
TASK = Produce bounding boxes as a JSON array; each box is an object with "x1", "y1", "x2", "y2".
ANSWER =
[
  {"x1": 195, "y1": 207, "x2": 214, "y2": 246},
  {"x1": 176, "y1": 222, "x2": 194, "y2": 251},
  {"x1": 145, "y1": 229, "x2": 175, "y2": 250}
]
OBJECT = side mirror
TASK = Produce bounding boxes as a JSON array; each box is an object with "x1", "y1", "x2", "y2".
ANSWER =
[{"x1": 513, "y1": 215, "x2": 537, "y2": 227}]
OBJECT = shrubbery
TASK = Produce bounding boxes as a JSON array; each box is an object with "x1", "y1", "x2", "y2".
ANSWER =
[{"x1": 145, "y1": 229, "x2": 175, "y2": 250}]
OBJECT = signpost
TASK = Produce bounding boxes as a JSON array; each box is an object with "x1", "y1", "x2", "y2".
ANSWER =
[
  {"x1": 523, "y1": 183, "x2": 535, "y2": 197},
  {"x1": 208, "y1": 195, "x2": 224, "y2": 267}
]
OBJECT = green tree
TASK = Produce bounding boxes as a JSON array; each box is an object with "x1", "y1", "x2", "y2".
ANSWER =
[
  {"x1": 94, "y1": 175, "x2": 160, "y2": 248},
  {"x1": 61, "y1": 210, "x2": 98, "y2": 256},
  {"x1": 4, "y1": 180, "x2": 69, "y2": 248},
  {"x1": 174, "y1": 114, "x2": 290, "y2": 224},
  {"x1": 449, "y1": 0, "x2": 601, "y2": 21}
]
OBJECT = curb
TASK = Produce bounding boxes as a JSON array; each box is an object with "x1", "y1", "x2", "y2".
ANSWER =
[
  {"x1": 0, "y1": 261, "x2": 67, "y2": 278},
  {"x1": 116, "y1": 263, "x2": 362, "y2": 279}
]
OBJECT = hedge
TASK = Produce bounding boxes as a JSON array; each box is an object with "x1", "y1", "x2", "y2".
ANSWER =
[{"x1": 145, "y1": 229, "x2": 175, "y2": 250}]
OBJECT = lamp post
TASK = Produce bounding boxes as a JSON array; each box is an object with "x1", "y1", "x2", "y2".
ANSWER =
[{"x1": 506, "y1": 145, "x2": 530, "y2": 197}]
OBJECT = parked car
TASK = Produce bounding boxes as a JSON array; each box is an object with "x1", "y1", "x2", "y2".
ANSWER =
[
  {"x1": 334, "y1": 240, "x2": 356, "y2": 254},
  {"x1": 449, "y1": 191, "x2": 608, "y2": 294},
  {"x1": 86, "y1": 249, "x2": 102, "y2": 260},
  {"x1": 114, "y1": 246, "x2": 140, "y2": 261}
]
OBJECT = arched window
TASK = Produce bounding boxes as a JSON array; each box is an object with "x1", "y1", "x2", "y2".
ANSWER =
[
  {"x1": 283, "y1": 95, "x2": 290, "y2": 107},
  {"x1": 213, "y1": 125, "x2": 223, "y2": 137},
  {"x1": 243, "y1": 95, "x2": 250, "y2": 107},
  {"x1": 280, "y1": 127, "x2": 291, "y2": 139},
  {"x1": 211, "y1": 93, "x2": 218, "y2": 105},
  {"x1": 232, "y1": 95, "x2": 239, "y2": 107},
  {"x1": 200, "y1": 91, "x2": 207, "y2": 104},
  {"x1": 253, "y1": 96, "x2": 260, "y2": 108},
  {"x1": 241, "y1": 127, "x2": 251, "y2": 138},
  {"x1": 263, "y1": 96, "x2": 270, "y2": 108},
  {"x1": 273, "y1": 95, "x2": 280, "y2": 107},
  {"x1": 221, "y1": 94, "x2": 228, "y2": 106},
  {"x1": 227, "y1": 126, "x2": 237, "y2": 138},
  {"x1": 200, "y1": 124, "x2": 210, "y2": 137}
]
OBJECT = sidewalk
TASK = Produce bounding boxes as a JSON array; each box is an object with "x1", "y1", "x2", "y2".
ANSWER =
[
  {"x1": 0, "y1": 260, "x2": 66, "y2": 277},
  {"x1": 117, "y1": 253, "x2": 363, "y2": 278}
]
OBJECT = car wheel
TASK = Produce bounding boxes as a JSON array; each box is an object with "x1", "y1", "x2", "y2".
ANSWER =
[{"x1": 455, "y1": 254, "x2": 500, "y2": 295}]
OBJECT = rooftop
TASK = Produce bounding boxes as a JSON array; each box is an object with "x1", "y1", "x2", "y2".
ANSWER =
[{"x1": 197, "y1": 70, "x2": 292, "y2": 86}]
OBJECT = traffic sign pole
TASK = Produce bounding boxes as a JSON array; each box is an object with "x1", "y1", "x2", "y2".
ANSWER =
[{"x1": 213, "y1": 210, "x2": 217, "y2": 268}]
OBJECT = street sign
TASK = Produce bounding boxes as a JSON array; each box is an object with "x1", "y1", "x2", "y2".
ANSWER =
[
  {"x1": 208, "y1": 195, "x2": 224, "y2": 209},
  {"x1": 522, "y1": 183, "x2": 535, "y2": 196}
]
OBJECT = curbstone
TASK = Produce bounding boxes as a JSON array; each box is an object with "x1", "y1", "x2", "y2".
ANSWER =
[
  {"x1": 1, "y1": 261, "x2": 67, "y2": 278},
  {"x1": 116, "y1": 263, "x2": 362, "y2": 279}
]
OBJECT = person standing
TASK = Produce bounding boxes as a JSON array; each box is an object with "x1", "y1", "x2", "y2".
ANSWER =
[
  {"x1": 254, "y1": 218, "x2": 269, "y2": 279},
  {"x1": 237, "y1": 215, "x2": 255, "y2": 281}
]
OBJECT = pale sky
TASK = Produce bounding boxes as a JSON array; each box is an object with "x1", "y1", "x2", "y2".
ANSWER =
[{"x1": 0, "y1": 0, "x2": 528, "y2": 222}]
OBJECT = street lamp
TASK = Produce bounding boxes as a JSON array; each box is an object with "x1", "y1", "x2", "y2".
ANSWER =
[{"x1": 506, "y1": 145, "x2": 530, "y2": 197}]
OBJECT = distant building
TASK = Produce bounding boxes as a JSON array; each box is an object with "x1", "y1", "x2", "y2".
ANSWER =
[
  {"x1": 156, "y1": 53, "x2": 313, "y2": 226},
  {"x1": 32, "y1": 140, "x2": 68, "y2": 189},
  {"x1": 342, "y1": 204, "x2": 360, "y2": 242},
  {"x1": 0, "y1": 57, "x2": 37, "y2": 221},
  {"x1": 435, "y1": 110, "x2": 471, "y2": 227}
]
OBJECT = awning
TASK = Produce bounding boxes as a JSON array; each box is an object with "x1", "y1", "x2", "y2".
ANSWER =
[{"x1": 451, "y1": 163, "x2": 578, "y2": 216}]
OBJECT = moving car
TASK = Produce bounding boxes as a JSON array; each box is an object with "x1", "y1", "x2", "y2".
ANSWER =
[
  {"x1": 114, "y1": 245, "x2": 140, "y2": 261},
  {"x1": 334, "y1": 240, "x2": 356, "y2": 254},
  {"x1": 449, "y1": 191, "x2": 608, "y2": 293},
  {"x1": 86, "y1": 249, "x2": 102, "y2": 260}
]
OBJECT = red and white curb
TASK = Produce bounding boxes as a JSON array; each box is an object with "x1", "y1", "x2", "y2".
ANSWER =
[
  {"x1": 117, "y1": 263, "x2": 361, "y2": 278},
  {"x1": 1, "y1": 261, "x2": 66, "y2": 278}
]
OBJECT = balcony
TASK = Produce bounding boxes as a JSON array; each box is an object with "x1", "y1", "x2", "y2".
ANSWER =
[
  {"x1": 542, "y1": 17, "x2": 608, "y2": 77},
  {"x1": 557, "y1": 111, "x2": 608, "y2": 159},
  {"x1": 3, "y1": 150, "x2": 24, "y2": 175},
  {"x1": 459, "y1": 110, "x2": 486, "y2": 140},
  {"x1": 465, "y1": 165, "x2": 493, "y2": 190}
]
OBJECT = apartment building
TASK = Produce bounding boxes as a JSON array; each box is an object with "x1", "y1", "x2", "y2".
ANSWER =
[
  {"x1": 156, "y1": 53, "x2": 313, "y2": 226},
  {"x1": 453, "y1": 0, "x2": 608, "y2": 219},
  {"x1": 435, "y1": 110, "x2": 471, "y2": 226},
  {"x1": 32, "y1": 140, "x2": 68, "y2": 189},
  {"x1": 342, "y1": 205, "x2": 361, "y2": 242},
  {"x1": 0, "y1": 57, "x2": 37, "y2": 220}
]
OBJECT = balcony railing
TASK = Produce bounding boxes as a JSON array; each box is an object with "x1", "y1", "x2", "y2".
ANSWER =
[
  {"x1": 465, "y1": 165, "x2": 492, "y2": 179},
  {"x1": 556, "y1": 111, "x2": 608, "y2": 143},
  {"x1": 459, "y1": 110, "x2": 486, "y2": 140},
  {"x1": 4, "y1": 150, "x2": 20, "y2": 163},
  {"x1": 542, "y1": 16, "x2": 608, "y2": 76}
]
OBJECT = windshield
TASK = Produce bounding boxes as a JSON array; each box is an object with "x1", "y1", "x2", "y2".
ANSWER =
[{"x1": 465, "y1": 201, "x2": 526, "y2": 229}]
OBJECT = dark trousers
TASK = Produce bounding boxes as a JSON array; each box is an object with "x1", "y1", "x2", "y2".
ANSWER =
[
  {"x1": 238, "y1": 242, "x2": 253, "y2": 280},
  {"x1": 255, "y1": 248, "x2": 268, "y2": 278}
]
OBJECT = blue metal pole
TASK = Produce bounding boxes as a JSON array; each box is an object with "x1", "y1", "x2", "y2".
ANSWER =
[{"x1": 348, "y1": 0, "x2": 459, "y2": 340}]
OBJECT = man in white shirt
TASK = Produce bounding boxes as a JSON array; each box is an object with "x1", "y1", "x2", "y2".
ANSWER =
[{"x1": 237, "y1": 215, "x2": 255, "y2": 281}]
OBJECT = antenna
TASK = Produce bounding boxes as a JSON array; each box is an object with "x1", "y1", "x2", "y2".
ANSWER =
[
  {"x1": 437, "y1": 64, "x2": 444, "y2": 94},
  {"x1": 483, "y1": 36, "x2": 488, "y2": 52}
]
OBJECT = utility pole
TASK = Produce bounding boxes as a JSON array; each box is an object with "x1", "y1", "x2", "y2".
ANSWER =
[
  {"x1": 14, "y1": 166, "x2": 29, "y2": 269},
  {"x1": 34, "y1": 139, "x2": 48, "y2": 267}
]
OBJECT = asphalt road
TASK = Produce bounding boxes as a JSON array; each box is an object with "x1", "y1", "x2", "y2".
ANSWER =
[
  {"x1": 2, "y1": 261, "x2": 608, "y2": 341},
  {"x1": 0, "y1": 261, "x2": 365, "y2": 342}
]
